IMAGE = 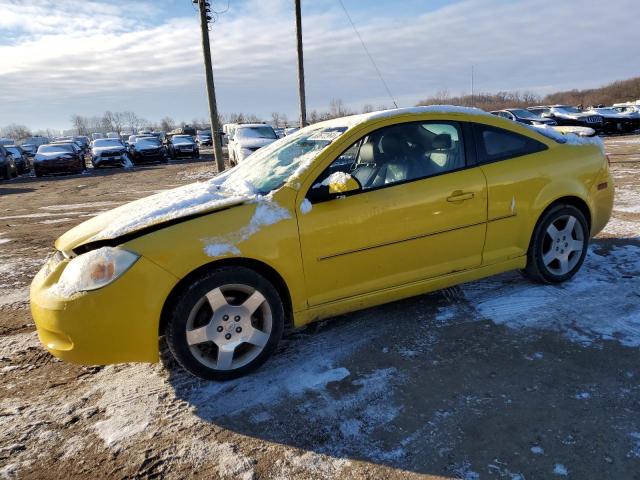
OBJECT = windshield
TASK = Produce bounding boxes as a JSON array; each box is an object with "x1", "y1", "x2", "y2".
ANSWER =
[
  {"x1": 219, "y1": 126, "x2": 348, "y2": 194},
  {"x1": 555, "y1": 106, "x2": 583, "y2": 114},
  {"x1": 237, "y1": 126, "x2": 277, "y2": 140},
  {"x1": 6, "y1": 147, "x2": 20, "y2": 156},
  {"x1": 510, "y1": 109, "x2": 538, "y2": 119},
  {"x1": 93, "y1": 139, "x2": 123, "y2": 148},
  {"x1": 173, "y1": 135, "x2": 194, "y2": 143},
  {"x1": 38, "y1": 145, "x2": 73, "y2": 153},
  {"x1": 136, "y1": 137, "x2": 160, "y2": 146},
  {"x1": 22, "y1": 145, "x2": 35, "y2": 151},
  {"x1": 594, "y1": 108, "x2": 618, "y2": 115}
]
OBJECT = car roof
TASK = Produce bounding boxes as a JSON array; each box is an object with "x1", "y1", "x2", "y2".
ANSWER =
[{"x1": 237, "y1": 123, "x2": 273, "y2": 129}]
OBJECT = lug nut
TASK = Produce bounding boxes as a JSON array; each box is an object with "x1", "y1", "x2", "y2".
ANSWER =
[
  {"x1": 236, "y1": 327, "x2": 242, "y2": 333},
  {"x1": 223, "y1": 315, "x2": 229, "y2": 321},
  {"x1": 217, "y1": 326, "x2": 223, "y2": 332},
  {"x1": 234, "y1": 315, "x2": 241, "y2": 322},
  {"x1": 225, "y1": 333, "x2": 231, "y2": 340}
]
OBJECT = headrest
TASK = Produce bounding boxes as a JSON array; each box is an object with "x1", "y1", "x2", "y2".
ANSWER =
[
  {"x1": 380, "y1": 135, "x2": 403, "y2": 156},
  {"x1": 432, "y1": 134, "x2": 452, "y2": 150},
  {"x1": 359, "y1": 143, "x2": 375, "y2": 163}
]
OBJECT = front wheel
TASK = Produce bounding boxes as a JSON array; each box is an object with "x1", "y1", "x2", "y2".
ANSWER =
[
  {"x1": 166, "y1": 267, "x2": 285, "y2": 380},
  {"x1": 524, "y1": 204, "x2": 589, "y2": 283}
]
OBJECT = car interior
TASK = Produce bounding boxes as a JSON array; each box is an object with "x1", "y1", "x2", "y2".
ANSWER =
[{"x1": 321, "y1": 122, "x2": 465, "y2": 192}]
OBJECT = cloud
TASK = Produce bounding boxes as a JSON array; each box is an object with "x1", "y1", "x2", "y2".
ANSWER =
[{"x1": 0, "y1": 0, "x2": 639, "y2": 129}]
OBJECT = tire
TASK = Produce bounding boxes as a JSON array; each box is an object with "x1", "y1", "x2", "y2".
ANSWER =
[
  {"x1": 166, "y1": 267, "x2": 285, "y2": 380},
  {"x1": 523, "y1": 204, "x2": 589, "y2": 284}
]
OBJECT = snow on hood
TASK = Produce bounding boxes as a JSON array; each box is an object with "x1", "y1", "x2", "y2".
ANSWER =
[{"x1": 84, "y1": 175, "x2": 258, "y2": 243}]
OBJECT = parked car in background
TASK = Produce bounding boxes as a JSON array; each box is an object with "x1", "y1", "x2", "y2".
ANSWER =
[
  {"x1": 0, "y1": 145, "x2": 17, "y2": 180},
  {"x1": 106, "y1": 132, "x2": 120, "y2": 139},
  {"x1": 52, "y1": 140, "x2": 86, "y2": 168},
  {"x1": 610, "y1": 105, "x2": 640, "y2": 132},
  {"x1": 91, "y1": 133, "x2": 105, "y2": 141},
  {"x1": 33, "y1": 144, "x2": 85, "y2": 177},
  {"x1": 586, "y1": 107, "x2": 635, "y2": 134},
  {"x1": 168, "y1": 135, "x2": 199, "y2": 160},
  {"x1": 491, "y1": 109, "x2": 558, "y2": 126},
  {"x1": 274, "y1": 127, "x2": 285, "y2": 138},
  {"x1": 196, "y1": 130, "x2": 212, "y2": 146},
  {"x1": 285, "y1": 127, "x2": 300, "y2": 136},
  {"x1": 29, "y1": 106, "x2": 614, "y2": 380},
  {"x1": 0, "y1": 138, "x2": 14, "y2": 146},
  {"x1": 527, "y1": 105, "x2": 603, "y2": 132},
  {"x1": 130, "y1": 136, "x2": 167, "y2": 164},
  {"x1": 4, "y1": 145, "x2": 31, "y2": 174},
  {"x1": 228, "y1": 123, "x2": 278, "y2": 164},
  {"x1": 91, "y1": 138, "x2": 131, "y2": 168},
  {"x1": 23, "y1": 136, "x2": 50, "y2": 148},
  {"x1": 20, "y1": 144, "x2": 37, "y2": 159}
]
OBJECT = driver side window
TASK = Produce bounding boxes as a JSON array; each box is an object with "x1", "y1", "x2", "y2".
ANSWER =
[{"x1": 308, "y1": 121, "x2": 466, "y2": 202}]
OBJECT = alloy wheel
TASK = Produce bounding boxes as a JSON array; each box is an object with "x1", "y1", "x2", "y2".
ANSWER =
[
  {"x1": 541, "y1": 214, "x2": 585, "y2": 276},
  {"x1": 185, "y1": 284, "x2": 272, "y2": 371}
]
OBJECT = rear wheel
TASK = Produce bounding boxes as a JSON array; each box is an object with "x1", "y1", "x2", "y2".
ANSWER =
[
  {"x1": 166, "y1": 267, "x2": 284, "y2": 380},
  {"x1": 524, "y1": 204, "x2": 589, "y2": 283}
]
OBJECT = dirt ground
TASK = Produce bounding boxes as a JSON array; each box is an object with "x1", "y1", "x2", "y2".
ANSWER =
[{"x1": 1, "y1": 137, "x2": 639, "y2": 480}]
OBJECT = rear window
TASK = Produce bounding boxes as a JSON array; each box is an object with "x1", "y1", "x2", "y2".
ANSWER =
[{"x1": 475, "y1": 125, "x2": 547, "y2": 163}]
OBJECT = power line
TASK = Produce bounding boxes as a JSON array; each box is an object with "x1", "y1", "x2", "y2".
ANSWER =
[{"x1": 336, "y1": 0, "x2": 398, "y2": 108}]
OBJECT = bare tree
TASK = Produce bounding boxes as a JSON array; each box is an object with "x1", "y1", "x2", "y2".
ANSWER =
[
  {"x1": 160, "y1": 116, "x2": 175, "y2": 132},
  {"x1": 71, "y1": 115, "x2": 89, "y2": 136},
  {"x1": 0, "y1": 124, "x2": 32, "y2": 141},
  {"x1": 361, "y1": 104, "x2": 374, "y2": 113},
  {"x1": 271, "y1": 112, "x2": 281, "y2": 127}
]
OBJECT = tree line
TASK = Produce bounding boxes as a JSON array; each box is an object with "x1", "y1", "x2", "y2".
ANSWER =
[{"x1": 3, "y1": 76, "x2": 639, "y2": 142}]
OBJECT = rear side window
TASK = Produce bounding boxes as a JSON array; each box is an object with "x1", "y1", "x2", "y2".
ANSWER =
[{"x1": 475, "y1": 125, "x2": 547, "y2": 163}]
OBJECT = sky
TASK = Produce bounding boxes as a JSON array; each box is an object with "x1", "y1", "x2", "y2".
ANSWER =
[{"x1": 1, "y1": 0, "x2": 639, "y2": 131}]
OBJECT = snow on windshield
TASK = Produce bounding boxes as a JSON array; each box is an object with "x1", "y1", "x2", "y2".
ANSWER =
[{"x1": 219, "y1": 125, "x2": 348, "y2": 194}]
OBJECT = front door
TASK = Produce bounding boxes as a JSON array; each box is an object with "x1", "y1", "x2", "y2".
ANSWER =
[{"x1": 297, "y1": 120, "x2": 488, "y2": 307}]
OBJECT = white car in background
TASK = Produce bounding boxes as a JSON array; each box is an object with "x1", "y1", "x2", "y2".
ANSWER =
[{"x1": 228, "y1": 123, "x2": 278, "y2": 164}]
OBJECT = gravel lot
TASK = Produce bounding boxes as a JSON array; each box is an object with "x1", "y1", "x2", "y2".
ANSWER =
[{"x1": 1, "y1": 138, "x2": 639, "y2": 480}]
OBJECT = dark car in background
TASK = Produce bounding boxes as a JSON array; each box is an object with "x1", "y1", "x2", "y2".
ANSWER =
[
  {"x1": 196, "y1": 130, "x2": 212, "y2": 146},
  {"x1": 0, "y1": 145, "x2": 18, "y2": 180},
  {"x1": 168, "y1": 135, "x2": 199, "y2": 159},
  {"x1": 20, "y1": 144, "x2": 37, "y2": 159},
  {"x1": 4, "y1": 145, "x2": 31, "y2": 174},
  {"x1": 91, "y1": 138, "x2": 131, "y2": 168},
  {"x1": 527, "y1": 105, "x2": 603, "y2": 132},
  {"x1": 587, "y1": 107, "x2": 637, "y2": 134},
  {"x1": 491, "y1": 108, "x2": 558, "y2": 126},
  {"x1": 33, "y1": 144, "x2": 85, "y2": 177},
  {"x1": 51, "y1": 141, "x2": 86, "y2": 171},
  {"x1": 129, "y1": 136, "x2": 167, "y2": 164}
]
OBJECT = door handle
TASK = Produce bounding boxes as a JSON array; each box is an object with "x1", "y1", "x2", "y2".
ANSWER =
[{"x1": 447, "y1": 191, "x2": 474, "y2": 202}]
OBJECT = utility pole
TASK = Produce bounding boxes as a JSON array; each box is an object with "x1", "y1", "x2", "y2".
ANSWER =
[
  {"x1": 294, "y1": 0, "x2": 307, "y2": 128},
  {"x1": 471, "y1": 65, "x2": 475, "y2": 108},
  {"x1": 197, "y1": 0, "x2": 225, "y2": 172}
]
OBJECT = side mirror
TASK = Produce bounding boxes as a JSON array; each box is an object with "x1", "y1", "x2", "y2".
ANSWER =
[{"x1": 328, "y1": 175, "x2": 360, "y2": 195}]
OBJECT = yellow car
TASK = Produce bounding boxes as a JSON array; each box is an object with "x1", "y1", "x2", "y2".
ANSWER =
[{"x1": 30, "y1": 107, "x2": 614, "y2": 380}]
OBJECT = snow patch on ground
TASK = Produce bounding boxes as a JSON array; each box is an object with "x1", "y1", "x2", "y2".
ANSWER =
[
  {"x1": 90, "y1": 364, "x2": 165, "y2": 448},
  {"x1": 38, "y1": 218, "x2": 73, "y2": 224},
  {"x1": 553, "y1": 463, "x2": 568, "y2": 476},
  {"x1": 614, "y1": 187, "x2": 640, "y2": 214},
  {"x1": 600, "y1": 217, "x2": 640, "y2": 237},
  {"x1": 0, "y1": 212, "x2": 70, "y2": 220},
  {"x1": 40, "y1": 201, "x2": 122, "y2": 211},
  {"x1": 438, "y1": 245, "x2": 640, "y2": 348},
  {"x1": 0, "y1": 332, "x2": 40, "y2": 359},
  {"x1": 0, "y1": 233, "x2": 11, "y2": 245}
]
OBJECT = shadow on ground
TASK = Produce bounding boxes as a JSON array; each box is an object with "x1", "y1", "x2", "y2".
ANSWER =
[{"x1": 165, "y1": 238, "x2": 640, "y2": 479}]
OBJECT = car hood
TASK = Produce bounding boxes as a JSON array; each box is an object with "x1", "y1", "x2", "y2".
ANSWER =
[
  {"x1": 93, "y1": 146, "x2": 126, "y2": 154},
  {"x1": 35, "y1": 152, "x2": 74, "y2": 161},
  {"x1": 237, "y1": 137, "x2": 277, "y2": 149},
  {"x1": 55, "y1": 180, "x2": 254, "y2": 252},
  {"x1": 134, "y1": 144, "x2": 162, "y2": 151}
]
